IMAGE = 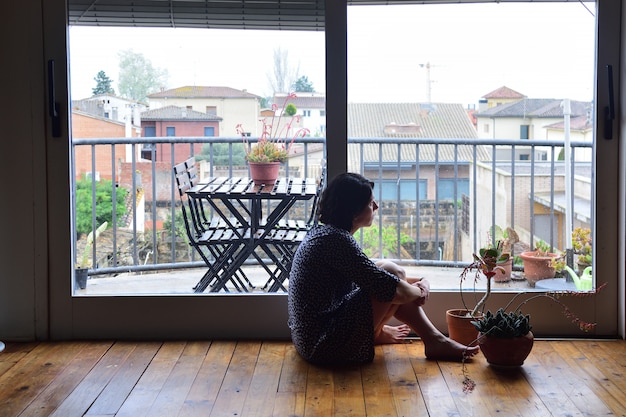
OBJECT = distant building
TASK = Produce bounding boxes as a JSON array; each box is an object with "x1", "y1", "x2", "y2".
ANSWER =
[
  {"x1": 71, "y1": 110, "x2": 141, "y2": 181},
  {"x1": 139, "y1": 104, "x2": 222, "y2": 164},
  {"x1": 347, "y1": 102, "x2": 486, "y2": 201},
  {"x1": 147, "y1": 86, "x2": 261, "y2": 137},
  {"x1": 475, "y1": 87, "x2": 593, "y2": 161},
  {"x1": 72, "y1": 94, "x2": 146, "y2": 130},
  {"x1": 479, "y1": 86, "x2": 526, "y2": 110},
  {"x1": 272, "y1": 93, "x2": 326, "y2": 136}
]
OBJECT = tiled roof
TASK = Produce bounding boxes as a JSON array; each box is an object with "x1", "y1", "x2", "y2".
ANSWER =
[
  {"x1": 476, "y1": 99, "x2": 592, "y2": 119},
  {"x1": 348, "y1": 103, "x2": 478, "y2": 139},
  {"x1": 348, "y1": 142, "x2": 489, "y2": 164},
  {"x1": 272, "y1": 93, "x2": 325, "y2": 109},
  {"x1": 147, "y1": 86, "x2": 261, "y2": 99},
  {"x1": 140, "y1": 105, "x2": 222, "y2": 121},
  {"x1": 346, "y1": 102, "x2": 489, "y2": 162},
  {"x1": 482, "y1": 86, "x2": 526, "y2": 99},
  {"x1": 545, "y1": 115, "x2": 593, "y2": 131}
]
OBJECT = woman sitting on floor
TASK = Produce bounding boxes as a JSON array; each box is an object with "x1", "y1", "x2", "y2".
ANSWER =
[{"x1": 288, "y1": 172, "x2": 479, "y2": 365}]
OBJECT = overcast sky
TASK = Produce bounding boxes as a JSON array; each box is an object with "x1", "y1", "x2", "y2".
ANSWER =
[{"x1": 69, "y1": 2, "x2": 595, "y2": 107}]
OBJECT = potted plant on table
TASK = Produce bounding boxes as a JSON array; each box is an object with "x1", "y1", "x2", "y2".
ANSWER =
[
  {"x1": 520, "y1": 239, "x2": 561, "y2": 286},
  {"x1": 446, "y1": 242, "x2": 510, "y2": 347},
  {"x1": 236, "y1": 92, "x2": 309, "y2": 186}
]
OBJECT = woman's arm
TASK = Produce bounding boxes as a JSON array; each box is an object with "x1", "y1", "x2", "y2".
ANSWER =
[{"x1": 376, "y1": 261, "x2": 429, "y2": 305}]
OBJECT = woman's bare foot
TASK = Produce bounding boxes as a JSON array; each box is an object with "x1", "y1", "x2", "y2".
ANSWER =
[
  {"x1": 375, "y1": 324, "x2": 411, "y2": 344},
  {"x1": 424, "y1": 335, "x2": 480, "y2": 361}
]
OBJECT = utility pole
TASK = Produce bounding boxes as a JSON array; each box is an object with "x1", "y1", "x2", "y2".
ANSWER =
[{"x1": 419, "y1": 62, "x2": 432, "y2": 103}]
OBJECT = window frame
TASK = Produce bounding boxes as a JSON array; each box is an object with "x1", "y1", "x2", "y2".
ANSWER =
[{"x1": 42, "y1": 0, "x2": 622, "y2": 340}]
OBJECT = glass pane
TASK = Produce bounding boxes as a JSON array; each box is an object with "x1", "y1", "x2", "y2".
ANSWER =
[
  {"x1": 69, "y1": 27, "x2": 325, "y2": 295},
  {"x1": 347, "y1": 2, "x2": 596, "y2": 291}
]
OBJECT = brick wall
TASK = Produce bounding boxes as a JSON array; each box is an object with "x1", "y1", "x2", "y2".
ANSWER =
[{"x1": 72, "y1": 112, "x2": 139, "y2": 181}]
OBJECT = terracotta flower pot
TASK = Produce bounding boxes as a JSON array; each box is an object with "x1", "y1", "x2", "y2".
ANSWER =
[
  {"x1": 493, "y1": 258, "x2": 513, "y2": 283},
  {"x1": 248, "y1": 161, "x2": 280, "y2": 186},
  {"x1": 446, "y1": 309, "x2": 482, "y2": 347},
  {"x1": 478, "y1": 331, "x2": 534, "y2": 367},
  {"x1": 520, "y1": 251, "x2": 557, "y2": 286}
]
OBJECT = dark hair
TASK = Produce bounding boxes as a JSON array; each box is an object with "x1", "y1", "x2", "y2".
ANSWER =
[{"x1": 317, "y1": 173, "x2": 374, "y2": 231}]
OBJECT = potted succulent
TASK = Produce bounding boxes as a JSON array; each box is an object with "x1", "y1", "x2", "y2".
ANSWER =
[
  {"x1": 236, "y1": 92, "x2": 309, "y2": 186},
  {"x1": 520, "y1": 239, "x2": 560, "y2": 286},
  {"x1": 446, "y1": 242, "x2": 509, "y2": 347},
  {"x1": 461, "y1": 282, "x2": 607, "y2": 393},
  {"x1": 488, "y1": 226, "x2": 519, "y2": 282},
  {"x1": 572, "y1": 227, "x2": 592, "y2": 275}
]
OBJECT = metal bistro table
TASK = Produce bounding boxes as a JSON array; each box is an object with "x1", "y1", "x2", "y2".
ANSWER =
[{"x1": 186, "y1": 176, "x2": 319, "y2": 292}]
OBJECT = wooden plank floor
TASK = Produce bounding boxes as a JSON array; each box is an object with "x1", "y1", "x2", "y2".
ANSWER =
[{"x1": 0, "y1": 339, "x2": 624, "y2": 416}]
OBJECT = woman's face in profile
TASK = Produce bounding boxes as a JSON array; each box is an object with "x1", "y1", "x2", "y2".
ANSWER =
[{"x1": 352, "y1": 192, "x2": 378, "y2": 231}]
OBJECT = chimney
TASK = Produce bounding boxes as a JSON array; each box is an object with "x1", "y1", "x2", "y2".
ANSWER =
[{"x1": 125, "y1": 104, "x2": 132, "y2": 137}]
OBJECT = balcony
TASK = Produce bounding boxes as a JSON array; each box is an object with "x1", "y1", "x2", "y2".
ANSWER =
[{"x1": 72, "y1": 136, "x2": 593, "y2": 294}]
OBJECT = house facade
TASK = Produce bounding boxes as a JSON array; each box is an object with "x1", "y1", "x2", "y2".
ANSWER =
[
  {"x1": 72, "y1": 94, "x2": 146, "y2": 128},
  {"x1": 466, "y1": 160, "x2": 592, "y2": 261},
  {"x1": 272, "y1": 92, "x2": 326, "y2": 136},
  {"x1": 71, "y1": 111, "x2": 141, "y2": 181},
  {"x1": 475, "y1": 87, "x2": 593, "y2": 161},
  {"x1": 146, "y1": 86, "x2": 260, "y2": 137},
  {"x1": 346, "y1": 102, "x2": 487, "y2": 260},
  {"x1": 140, "y1": 104, "x2": 222, "y2": 166}
]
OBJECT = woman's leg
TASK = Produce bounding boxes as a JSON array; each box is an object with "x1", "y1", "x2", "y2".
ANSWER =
[
  {"x1": 393, "y1": 303, "x2": 479, "y2": 360},
  {"x1": 371, "y1": 299, "x2": 410, "y2": 344},
  {"x1": 371, "y1": 260, "x2": 411, "y2": 344}
]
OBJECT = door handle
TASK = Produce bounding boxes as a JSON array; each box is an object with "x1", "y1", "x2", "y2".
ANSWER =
[
  {"x1": 47, "y1": 59, "x2": 61, "y2": 137},
  {"x1": 604, "y1": 64, "x2": 614, "y2": 140}
]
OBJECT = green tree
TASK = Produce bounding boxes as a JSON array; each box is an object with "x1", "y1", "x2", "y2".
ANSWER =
[
  {"x1": 360, "y1": 224, "x2": 415, "y2": 258},
  {"x1": 75, "y1": 177, "x2": 128, "y2": 238},
  {"x1": 117, "y1": 49, "x2": 169, "y2": 102},
  {"x1": 92, "y1": 70, "x2": 115, "y2": 95},
  {"x1": 292, "y1": 75, "x2": 315, "y2": 92},
  {"x1": 260, "y1": 97, "x2": 271, "y2": 109},
  {"x1": 284, "y1": 103, "x2": 297, "y2": 116},
  {"x1": 196, "y1": 143, "x2": 247, "y2": 166}
]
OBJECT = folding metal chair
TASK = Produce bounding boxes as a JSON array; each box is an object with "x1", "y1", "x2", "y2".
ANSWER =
[
  {"x1": 174, "y1": 159, "x2": 253, "y2": 292},
  {"x1": 259, "y1": 165, "x2": 326, "y2": 291}
]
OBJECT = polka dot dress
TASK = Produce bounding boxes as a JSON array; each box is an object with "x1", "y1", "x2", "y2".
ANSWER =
[{"x1": 288, "y1": 224, "x2": 400, "y2": 365}]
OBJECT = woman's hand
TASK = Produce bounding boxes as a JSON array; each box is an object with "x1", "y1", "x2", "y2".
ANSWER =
[{"x1": 412, "y1": 279, "x2": 430, "y2": 306}]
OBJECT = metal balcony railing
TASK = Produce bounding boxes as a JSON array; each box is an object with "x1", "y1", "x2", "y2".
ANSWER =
[{"x1": 72, "y1": 136, "x2": 593, "y2": 291}]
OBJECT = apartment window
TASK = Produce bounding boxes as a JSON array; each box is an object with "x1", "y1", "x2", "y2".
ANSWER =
[
  {"x1": 206, "y1": 106, "x2": 217, "y2": 115},
  {"x1": 166, "y1": 126, "x2": 175, "y2": 136},
  {"x1": 438, "y1": 179, "x2": 469, "y2": 201},
  {"x1": 204, "y1": 127, "x2": 215, "y2": 137},
  {"x1": 303, "y1": 110, "x2": 311, "y2": 117},
  {"x1": 377, "y1": 179, "x2": 427, "y2": 201},
  {"x1": 520, "y1": 124, "x2": 530, "y2": 139}
]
